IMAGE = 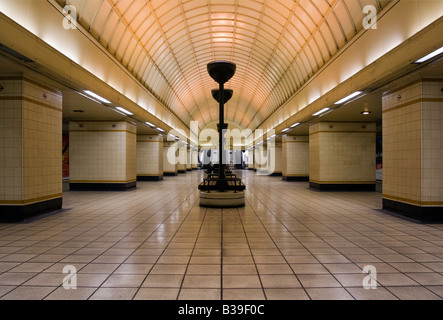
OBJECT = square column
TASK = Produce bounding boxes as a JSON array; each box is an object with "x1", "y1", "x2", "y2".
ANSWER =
[
  {"x1": 382, "y1": 79, "x2": 443, "y2": 222},
  {"x1": 163, "y1": 141, "x2": 178, "y2": 176},
  {"x1": 267, "y1": 142, "x2": 282, "y2": 176},
  {"x1": 186, "y1": 148, "x2": 192, "y2": 171},
  {"x1": 191, "y1": 149, "x2": 198, "y2": 170},
  {"x1": 69, "y1": 121, "x2": 137, "y2": 191},
  {"x1": 309, "y1": 122, "x2": 376, "y2": 191},
  {"x1": 0, "y1": 77, "x2": 62, "y2": 222},
  {"x1": 177, "y1": 142, "x2": 187, "y2": 173},
  {"x1": 282, "y1": 135, "x2": 309, "y2": 181},
  {"x1": 137, "y1": 135, "x2": 163, "y2": 181},
  {"x1": 247, "y1": 148, "x2": 254, "y2": 170}
]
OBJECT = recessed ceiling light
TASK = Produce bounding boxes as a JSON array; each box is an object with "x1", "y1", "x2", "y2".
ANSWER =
[
  {"x1": 83, "y1": 90, "x2": 111, "y2": 104},
  {"x1": 290, "y1": 123, "x2": 300, "y2": 128},
  {"x1": 335, "y1": 91, "x2": 363, "y2": 104},
  {"x1": 313, "y1": 108, "x2": 330, "y2": 116},
  {"x1": 145, "y1": 122, "x2": 155, "y2": 127},
  {"x1": 115, "y1": 107, "x2": 133, "y2": 116},
  {"x1": 361, "y1": 111, "x2": 371, "y2": 115},
  {"x1": 415, "y1": 46, "x2": 443, "y2": 63},
  {"x1": 157, "y1": 127, "x2": 165, "y2": 132},
  {"x1": 282, "y1": 128, "x2": 289, "y2": 132}
]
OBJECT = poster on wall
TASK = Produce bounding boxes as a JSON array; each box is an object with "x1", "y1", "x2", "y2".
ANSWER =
[
  {"x1": 62, "y1": 134, "x2": 69, "y2": 178},
  {"x1": 376, "y1": 135, "x2": 382, "y2": 181}
]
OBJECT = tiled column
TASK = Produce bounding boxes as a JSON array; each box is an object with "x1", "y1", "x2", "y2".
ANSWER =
[
  {"x1": 163, "y1": 141, "x2": 178, "y2": 176},
  {"x1": 382, "y1": 79, "x2": 443, "y2": 222},
  {"x1": 177, "y1": 142, "x2": 187, "y2": 174},
  {"x1": 137, "y1": 135, "x2": 163, "y2": 181},
  {"x1": 309, "y1": 122, "x2": 376, "y2": 191},
  {"x1": 282, "y1": 135, "x2": 309, "y2": 181},
  {"x1": 186, "y1": 148, "x2": 192, "y2": 171},
  {"x1": 191, "y1": 149, "x2": 198, "y2": 170},
  {"x1": 256, "y1": 145, "x2": 267, "y2": 175},
  {"x1": 0, "y1": 77, "x2": 62, "y2": 222},
  {"x1": 248, "y1": 148, "x2": 254, "y2": 170},
  {"x1": 69, "y1": 121, "x2": 137, "y2": 191},
  {"x1": 267, "y1": 142, "x2": 282, "y2": 176}
]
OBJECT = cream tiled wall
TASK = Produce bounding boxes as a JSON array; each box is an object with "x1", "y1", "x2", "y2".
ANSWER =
[
  {"x1": 69, "y1": 121, "x2": 136, "y2": 183},
  {"x1": 163, "y1": 141, "x2": 178, "y2": 174},
  {"x1": 282, "y1": 135, "x2": 309, "y2": 177},
  {"x1": 383, "y1": 79, "x2": 443, "y2": 206},
  {"x1": 309, "y1": 122, "x2": 376, "y2": 184},
  {"x1": 0, "y1": 77, "x2": 62, "y2": 204},
  {"x1": 137, "y1": 135, "x2": 163, "y2": 177}
]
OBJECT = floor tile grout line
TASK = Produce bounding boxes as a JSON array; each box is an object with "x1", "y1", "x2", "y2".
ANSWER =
[
  {"x1": 130, "y1": 190, "x2": 202, "y2": 300},
  {"x1": 243, "y1": 194, "x2": 313, "y2": 300},
  {"x1": 175, "y1": 204, "x2": 209, "y2": 300},
  {"x1": 250, "y1": 179, "x2": 404, "y2": 300},
  {"x1": 248, "y1": 175, "x2": 443, "y2": 299},
  {"x1": 235, "y1": 206, "x2": 269, "y2": 300}
]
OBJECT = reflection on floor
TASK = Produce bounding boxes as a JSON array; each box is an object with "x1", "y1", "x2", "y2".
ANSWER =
[{"x1": 0, "y1": 170, "x2": 442, "y2": 300}]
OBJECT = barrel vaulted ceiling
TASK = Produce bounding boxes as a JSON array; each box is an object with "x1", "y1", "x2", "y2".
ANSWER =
[{"x1": 55, "y1": 0, "x2": 391, "y2": 130}]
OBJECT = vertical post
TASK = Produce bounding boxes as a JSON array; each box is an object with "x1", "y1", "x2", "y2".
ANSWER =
[{"x1": 219, "y1": 82, "x2": 225, "y2": 182}]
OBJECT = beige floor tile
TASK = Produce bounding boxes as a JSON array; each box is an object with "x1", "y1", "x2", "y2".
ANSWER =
[
  {"x1": 134, "y1": 288, "x2": 179, "y2": 300},
  {"x1": 80, "y1": 263, "x2": 120, "y2": 274},
  {"x1": 89, "y1": 287, "x2": 137, "y2": 300},
  {"x1": 306, "y1": 288, "x2": 354, "y2": 300},
  {"x1": 256, "y1": 264, "x2": 293, "y2": 275},
  {"x1": 101, "y1": 274, "x2": 146, "y2": 288},
  {"x1": 260, "y1": 275, "x2": 301, "y2": 288},
  {"x1": 376, "y1": 273, "x2": 419, "y2": 286},
  {"x1": 223, "y1": 264, "x2": 257, "y2": 275},
  {"x1": 386, "y1": 286, "x2": 441, "y2": 300},
  {"x1": 265, "y1": 288, "x2": 310, "y2": 300},
  {"x1": 298, "y1": 274, "x2": 342, "y2": 288},
  {"x1": 0, "y1": 273, "x2": 38, "y2": 286},
  {"x1": 44, "y1": 287, "x2": 96, "y2": 300},
  {"x1": 346, "y1": 287, "x2": 398, "y2": 300},
  {"x1": 178, "y1": 288, "x2": 221, "y2": 300},
  {"x1": 223, "y1": 275, "x2": 262, "y2": 289},
  {"x1": 1, "y1": 286, "x2": 56, "y2": 300},
  {"x1": 291, "y1": 264, "x2": 329, "y2": 274},
  {"x1": 222, "y1": 289, "x2": 265, "y2": 300},
  {"x1": 182, "y1": 275, "x2": 220, "y2": 288},
  {"x1": 186, "y1": 264, "x2": 221, "y2": 275},
  {"x1": 405, "y1": 273, "x2": 443, "y2": 286},
  {"x1": 142, "y1": 274, "x2": 184, "y2": 288},
  {"x1": 150, "y1": 264, "x2": 187, "y2": 275}
]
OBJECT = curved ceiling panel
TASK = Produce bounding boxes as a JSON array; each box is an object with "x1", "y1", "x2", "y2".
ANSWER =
[{"x1": 59, "y1": 0, "x2": 391, "y2": 130}]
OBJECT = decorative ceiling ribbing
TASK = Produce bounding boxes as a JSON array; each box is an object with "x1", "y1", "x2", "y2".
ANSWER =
[{"x1": 57, "y1": 0, "x2": 390, "y2": 130}]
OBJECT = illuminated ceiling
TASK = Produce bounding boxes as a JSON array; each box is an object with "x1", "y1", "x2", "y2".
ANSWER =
[{"x1": 55, "y1": 0, "x2": 391, "y2": 130}]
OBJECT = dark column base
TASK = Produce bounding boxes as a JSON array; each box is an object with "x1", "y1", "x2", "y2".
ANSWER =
[
  {"x1": 310, "y1": 182, "x2": 376, "y2": 191},
  {"x1": 283, "y1": 176, "x2": 309, "y2": 181},
  {"x1": 137, "y1": 176, "x2": 163, "y2": 181},
  {"x1": 0, "y1": 197, "x2": 63, "y2": 223},
  {"x1": 164, "y1": 172, "x2": 178, "y2": 176},
  {"x1": 383, "y1": 198, "x2": 443, "y2": 223},
  {"x1": 269, "y1": 172, "x2": 282, "y2": 176},
  {"x1": 178, "y1": 170, "x2": 187, "y2": 174},
  {"x1": 187, "y1": 169, "x2": 192, "y2": 172},
  {"x1": 70, "y1": 181, "x2": 136, "y2": 191},
  {"x1": 248, "y1": 168, "x2": 254, "y2": 170}
]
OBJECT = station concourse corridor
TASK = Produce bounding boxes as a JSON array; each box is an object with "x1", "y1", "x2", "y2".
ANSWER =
[
  {"x1": 1, "y1": 170, "x2": 443, "y2": 300},
  {"x1": 1, "y1": 0, "x2": 443, "y2": 301}
]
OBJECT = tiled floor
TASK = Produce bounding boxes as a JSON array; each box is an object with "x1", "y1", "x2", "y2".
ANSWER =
[{"x1": 1, "y1": 170, "x2": 443, "y2": 300}]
